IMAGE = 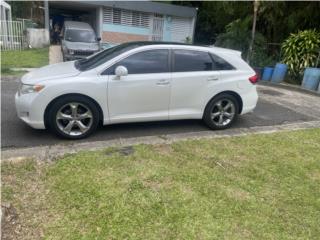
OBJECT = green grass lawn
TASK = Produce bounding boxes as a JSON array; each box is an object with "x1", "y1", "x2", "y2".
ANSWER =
[
  {"x1": 2, "y1": 129, "x2": 320, "y2": 239},
  {"x1": 1, "y1": 48, "x2": 49, "y2": 76}
]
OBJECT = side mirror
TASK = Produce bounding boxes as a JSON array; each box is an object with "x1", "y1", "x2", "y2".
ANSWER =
[
  {"x1": 115, "y1": 66, "x2": 128, "y2": 77},
  {"x1": 97, "y1": 37, "x2": 101, "y2": 42}
]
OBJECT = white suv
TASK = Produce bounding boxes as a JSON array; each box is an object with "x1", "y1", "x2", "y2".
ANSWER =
[{"x1": 15, "y1": 42, "x2": 258, "y2": 139}]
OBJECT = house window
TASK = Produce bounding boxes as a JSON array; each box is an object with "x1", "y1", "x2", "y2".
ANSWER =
[
  {"x1": 103, "y1": 7, "x2": 150, "y2": 28},
  {"x1": 113, "y1": 8, "x2": 121, "y2": 25}
]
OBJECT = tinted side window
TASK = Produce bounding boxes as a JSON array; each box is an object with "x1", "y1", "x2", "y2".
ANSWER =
[
  {"x1": 173, "y1": 50, "x2": 213, "y2": 72},
  {"x1": 210, "y1": 53, "x2": 235, "y2": 70},
  {"x1": 105, "y1": 49, "x2": 169, "y2": 75}
]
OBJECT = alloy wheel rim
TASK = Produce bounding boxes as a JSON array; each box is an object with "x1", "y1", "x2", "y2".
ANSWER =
[
  {"x1": 211, "y1": 99, "x2": 235, "y2": 126},
  {"x1": 56, "y1": 102, "x2": 93, "y2": 136}
]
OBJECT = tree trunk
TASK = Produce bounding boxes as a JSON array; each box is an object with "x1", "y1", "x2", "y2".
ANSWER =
[{"x1": 247, "y1": 0, "x2": 259, "y2": 64}]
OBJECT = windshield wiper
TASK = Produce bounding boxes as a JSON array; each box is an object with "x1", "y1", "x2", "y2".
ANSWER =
[
  {"x1": 74, "y1": 59, "x2": 86, "y2": 71},
  {"x1": 74, "y1": 60, "x2": 80, "y2": 70}
]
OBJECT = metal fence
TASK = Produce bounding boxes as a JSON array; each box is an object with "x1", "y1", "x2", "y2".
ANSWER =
[{"x1": 0, "y1": 20, "x2": 26, "y2": 51}]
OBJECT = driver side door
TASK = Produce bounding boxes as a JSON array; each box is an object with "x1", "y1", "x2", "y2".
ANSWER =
[{"x1": 104, "y1": 49, "x2": 171, "y2": 123}]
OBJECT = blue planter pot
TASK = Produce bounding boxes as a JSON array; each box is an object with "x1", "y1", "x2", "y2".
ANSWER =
[
  {"x1": 261, "y1": 67, "x2": 274, "y2": 81},
  {"x1": 301, "y1": 68, "x2": 320, "y2": 91},
  {"x1": 271, "y1": 63, "x2": 288, "y2": 83}
]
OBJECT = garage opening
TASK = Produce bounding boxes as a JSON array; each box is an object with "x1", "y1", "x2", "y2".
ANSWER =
[{"x1": 49, "y1": 2, "x2": 98, "y2": 44}]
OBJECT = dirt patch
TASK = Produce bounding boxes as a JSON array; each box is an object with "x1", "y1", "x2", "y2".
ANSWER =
[
  {"x1": 153, "y1": 144, "x2": 173, "y2": 155},
  {"x1": 104, "y1": 146, "x2": 135, "y2": 156},
  {"x1": 260, "y1": 89, "x2": 284, "y2": 96},
  {"x1": 143, "y1": 177, "x2": 173, "y2": 192},
  {"x1": 308, "y1": 170, "x2": 320, "y2": 181},
  {"x1": 225, "y1": 187, "x2": 252, "y2": 201},
  {"x1": 226, "y1": 223, "x2": 253, "y2": 239},
  {"x1": 1, "y1": 160, "x2": 48, "y2": 240},
  {"x1": 1, "y1": 203, "x2": 22, "y2": 240}
]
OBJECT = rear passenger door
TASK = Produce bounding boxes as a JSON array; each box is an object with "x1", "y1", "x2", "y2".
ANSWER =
[{"x1": 169, "y1": 49, "x2": 220, "y2": 119}]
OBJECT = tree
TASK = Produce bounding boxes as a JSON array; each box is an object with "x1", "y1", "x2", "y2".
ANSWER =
[
  {"x1": 7, "y1": 0, "x2": 33, "y2": 19},
  {"x1": 7, "y1": 1, "x2": 44, "y2": 27},
  {"x1": 247, "y1": 0, "x2": 259, "y2": 63},
  {"x1": 173, "y1": 1, "x2": 320, "y2": 47}
]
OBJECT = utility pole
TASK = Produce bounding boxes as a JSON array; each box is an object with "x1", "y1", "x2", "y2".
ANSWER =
[{"x1": 247, "y1": 0, "x2": 259, "y2": 64}]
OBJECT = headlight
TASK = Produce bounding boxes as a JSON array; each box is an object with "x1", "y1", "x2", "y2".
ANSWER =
[
  {"x1": 68, "y1": 49, "x2": 74, "y2": 55},
  {"x1": 19, "y1": 84, "x2": 45, "y2": 95}
]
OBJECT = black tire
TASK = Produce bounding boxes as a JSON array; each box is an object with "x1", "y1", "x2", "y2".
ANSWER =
[
  {"x1": 47, "y1": 95, "x2": 99, "y2": 139},
  {"x1": 203, "y1": 93, "x2": 239, "y2": 130}
]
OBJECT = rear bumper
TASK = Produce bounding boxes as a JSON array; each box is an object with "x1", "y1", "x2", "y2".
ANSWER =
[{"x1": 240, "y1": 86, "x2": 259, "y2": 114}]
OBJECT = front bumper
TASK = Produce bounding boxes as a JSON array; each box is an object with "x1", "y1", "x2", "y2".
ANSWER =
[
  {"x1": 64, "y1": 51, "x2": 98, "y2": 61},
  {"x1": 15, "y1": 92, "x2": 46, "y2": 129},
  {"x1": 64, "y1": 54, "x2": 86, "y2": 61}
]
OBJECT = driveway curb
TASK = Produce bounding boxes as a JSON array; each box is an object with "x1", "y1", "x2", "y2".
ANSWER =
[
  {"x1": 258, "y1": 81, "x2": 320, "y2": 97},
  {"x1": 2, "y1": 120, "x2": 320, "y2": 162}
]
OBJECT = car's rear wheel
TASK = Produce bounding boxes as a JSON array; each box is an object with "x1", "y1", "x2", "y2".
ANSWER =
[
  {"x1": 203, "y1": 93, "x2": 239, "y2": 130},
  {"x1": 48, "y1": 96, "x2": 99, "y2": 139}
]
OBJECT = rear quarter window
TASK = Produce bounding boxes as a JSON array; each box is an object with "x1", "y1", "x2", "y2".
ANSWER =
[{"x1": 210, "y1": 53, "x2": 236, "y2": 70}]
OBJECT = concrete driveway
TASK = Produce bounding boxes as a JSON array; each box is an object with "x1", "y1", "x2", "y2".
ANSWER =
[
  {"x1": 1, "y1": 78, "x2": 319, "y2": 149},
  {"x1": 49, "y1": 45, "x2": 63, "y2": 64}
]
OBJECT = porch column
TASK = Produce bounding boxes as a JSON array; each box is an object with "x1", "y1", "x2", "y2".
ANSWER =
[
  {"x1": 191, "y1": 10, "x2": 198, "y2": 44},
  {"x1": 96, "y1": 6, "x2": 103, "y2": 38},
  {"x1": 44, "y1": 0, "x2": 49, "y2": 31}
]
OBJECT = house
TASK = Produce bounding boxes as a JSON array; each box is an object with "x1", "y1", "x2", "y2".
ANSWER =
[{"x1": 46, "y1": 1, "x2": 197, "y2": 44}]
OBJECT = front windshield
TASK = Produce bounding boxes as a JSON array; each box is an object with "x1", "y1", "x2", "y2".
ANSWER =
[
  {"x1": 75, "y1": 42, "x2": 145, "y2": 71},
  {"x1": 65, "y1": 29, "x2": 96, "y2": 43}
]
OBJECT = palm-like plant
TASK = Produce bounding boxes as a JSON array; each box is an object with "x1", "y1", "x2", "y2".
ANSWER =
[{"x1": 281, "y1": 30, "x2": 320, "y2": 82}]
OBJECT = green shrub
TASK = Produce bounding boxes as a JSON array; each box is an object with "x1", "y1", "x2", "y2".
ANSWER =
[
  {"x1": 215, "y1": 17, "x2": 256, "y2": 59},
  {"x1": 281, "y1": 29, "x2": 320, "y2": 83},
  {"x1": 215, "y1": 17, "x2": 276, "y2": 67}
]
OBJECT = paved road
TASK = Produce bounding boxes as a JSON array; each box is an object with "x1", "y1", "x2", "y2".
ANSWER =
[{"x1": 1, "y1": 78, "x2": 318, "y2": 149}]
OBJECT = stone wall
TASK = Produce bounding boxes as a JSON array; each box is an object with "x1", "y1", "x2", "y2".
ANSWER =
[{"x1": 26, "y1": 28, "x2": 50, "y2": 48}]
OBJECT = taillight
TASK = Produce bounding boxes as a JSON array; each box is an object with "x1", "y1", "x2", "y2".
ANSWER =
[{"x1": 249, "y1": 74, "x2": 259, "y2": 84}]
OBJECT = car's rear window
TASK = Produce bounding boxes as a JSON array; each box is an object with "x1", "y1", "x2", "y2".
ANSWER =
[{"x1": 210, "y1": 53, "x2": 236, "y2": 70}]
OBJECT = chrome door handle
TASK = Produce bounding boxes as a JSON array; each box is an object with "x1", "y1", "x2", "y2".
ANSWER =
[
  {"x1": 207, "y1": 76, "x2": 219, "y2": 81},
  {"x1": 156, "y1": 79, "x2": 170, "y2": 85}
]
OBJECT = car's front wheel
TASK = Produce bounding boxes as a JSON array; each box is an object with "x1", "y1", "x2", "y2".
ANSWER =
[
  {"x1": 203, "y1": 93, "x2": 239, "y2": 130},
  {"x1": 48, "y1": 96, "x2": 99, "y2": 139}
]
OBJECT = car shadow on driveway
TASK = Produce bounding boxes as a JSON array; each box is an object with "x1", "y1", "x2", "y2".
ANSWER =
[{"x1": 1, "y1": 99, "x2": 314, "y2": 149}]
